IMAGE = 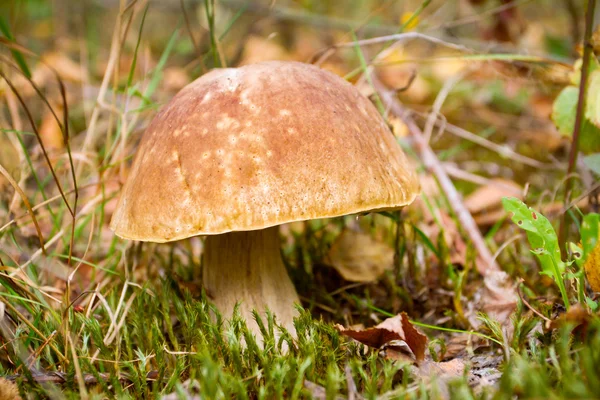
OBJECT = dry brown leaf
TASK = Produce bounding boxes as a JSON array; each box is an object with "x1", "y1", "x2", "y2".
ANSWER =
[
  {"x1": 163, "y1": 67, "x2": 190, "y2": 92},
  {"x1": 0, "y1": 133, "x2": 20, "y2": 195},
  {"x1": 418, "y1": 358, "x2": 466, "y2": 380},
  {"x1": 239, "y1": 35, "x2": 289, "y2": 66},
  {"x1": 465, "y1": 179, "x2": 522, "y2": 214},
  {"x1": 326, "y1": 229, "x2": 394, "y2": 282},
  {"x1": 421, "y1": 211, "x2": 468, "y2": 267},
  {"x1": 39, "y1": 108, "x2": 64, "y2": 151},
  {"x1": 549, "y1": 303, "x2": 592, "y2": 340},
  {"x1": 520, "y1": 129, "x2": 565, "y2": 152},
  {"x1": 469, "y1": 270, "x2": 518, "y2": 329},
  {"x1": 0, "y1": 377, "x2": 21, "y2": 400},
  {"x1": 41, "y1": 51, "x2": 84, "y2": 83},
  {"x1": 473, "y1": 208, "x2": 507, "y2": 227},
  {"x1": 584, "y1": 236, "x2": 600, "y2": 292},
  {"x1": 430, "y1": 49, "x2": 468, "y2": 81},
  {"x1": 389, "y1": 116, "x2": 409, "y2": 138},
  {"x1": 375, "y1": 48, "x2": 430, "y2": 103},
  {"x1": 335, "y1": 313, "x2": 427, "y2": 363}
]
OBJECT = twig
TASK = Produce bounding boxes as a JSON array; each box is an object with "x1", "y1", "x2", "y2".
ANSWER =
[
  {"x1": 220, "y1": 0, "x2": 397, "y2": 36},
  {"x1": 313, "y1": 32, "x2": 471, "y2": 64},
  {"x1": 423, "y1": 72, "x2": 466, "y2": 142},
  {"x1": 303, "y1": 380, "x2": 346, "y2": 400},
  {"x1": 0, "y1": 163, "x2": 46, "y2": 254},
  {"x1": 372, "y1": 76, "x2": 501, "y2": 276},
  {"x1": 180, "y1": 0, "x2": 203, "y2": 64},
  {"x1": 5, "y1": 370, "x2": 159, "y2": 384},
  {"x1": 77, "y1": 1, "x2": 128, "y2": 172},
  {"x1": 517, "y1": 280, "x2": 551, "y2": 323},
  {"x1": 1, "y1": 300, "x2": 68, "y2": 364},
  {"x1": 560, "y1": 0, "x2": 597, "y2": 246},
  {"x1": 563, "y1": 0, "x2": 582, "y2": 49},
  {"x1": 442, "y1": 164, "x2": 522, "y2": 195},
  {"x1": 345, "y1": 364, "x2": 363, "y2": 400},
  {"x1": 563, "y1": 180, "x2": 600, "y2": 213},
  {"x1": 434, "y1": 118, "x2": 556, "y2": 170},
  {"x1": 313, "y1": 32, "x2": 472, "y2": 68}
]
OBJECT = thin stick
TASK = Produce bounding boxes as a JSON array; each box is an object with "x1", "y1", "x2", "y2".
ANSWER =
[
  {"x1": 560, "y1": 0, "x2": 597, "y2": 246},
  {"x1": 0, "y1": 163, "x2": 46, "y2": 253},
  {"x1": 372, "y1": 76, "x2": 501, "y2": 276},
  {"x1": 517, "y1": 280, "x2": 551, "y2": 323},
  {"x1": 2, "y1": 300, "x2": 67, "y2": 363},
  {"x1": 5, "y1": 370, "x2": 159, "y2": 384},
  {"x1": 438, "y1": 120, "x2": 555, "y2": 170}
]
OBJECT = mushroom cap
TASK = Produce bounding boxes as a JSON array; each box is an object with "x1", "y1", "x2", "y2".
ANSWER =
[{"x1": 110, "y1": 61, "x2": 419, "y2": 242}]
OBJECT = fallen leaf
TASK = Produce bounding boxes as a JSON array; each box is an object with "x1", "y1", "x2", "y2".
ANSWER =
[
  {"x1": 335, "y1": 313, "x2": 427, "y2": 363},
  {"x1": 373, "y1": 47, "x2": 430, "y2": 102},
  {"x1": 326, "y1": 229, "x2": 394, "y2": 282},
  {"x1": 0, "y1": 377, "x2": 21, "y2": 400},
  {"x1": 399, "y1": 12, "x2": 420, "y2": 30},
  {"x1": 389, "y1": 116, "x2": 409, "y2": 138},
  {"x1": 413, "y1": 358, "x2": 467, "y2": 400},
  {"x1": 239, "y1": 35, "x2": 289, "y2": 66},
  {"x1": 469, "y1": 270, "x2": 518, "y2": 330},
  {"x1": 39, "y1": 107, "x2": 64, "y2": 151},
  {"x1": 465, "y1": 179, "x2": 522, "y2": 215},
  {"x1": 549, "y1": 303, "x2": 592, "y2": 340},
  {"x1": 41, "y1": 51, "x2": 84, "y2": 83},
  {"x1": 584, "y1": 237, "x2": 600, "y2": 292},
  {"x1": 418, "y1": 358, "x2": 466, "y2": 380},
  {"x1": 593, "y1": 25, "x2": 600, "y2": 55},
  {"x1": 430, "y1": 49, "x2": 467, "y2": 81},
  {"x1": 586, "y1": 70, "x2": 600, "y2": 130},
  {"x1": 163, "y1": 67, "x2": 190, "y2": 92},
  {"x1": 420, "y1": 211, "x2": 468, "y2": 267},
  {"x1": 0, "y1": 133, "x2": 20, "y2": 195}
]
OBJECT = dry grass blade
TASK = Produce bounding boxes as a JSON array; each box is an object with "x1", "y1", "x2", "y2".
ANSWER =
[
  {"x1": 1, "y1": 300, "x2": 67, "y2": 364},
  {"x1": 0, "y1": 163, "x2": 46, "y2": 254},
  {"x1": 372, "y1": 75, "x2": 501, "y2": 276}
]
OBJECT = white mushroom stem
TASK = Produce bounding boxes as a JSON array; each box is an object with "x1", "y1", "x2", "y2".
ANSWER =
[{"x1": 203, "y1": 226, "x2": 300, "y2": 338}]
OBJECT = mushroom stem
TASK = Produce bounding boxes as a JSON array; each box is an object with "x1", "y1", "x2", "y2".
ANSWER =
[{"x1": 203, "y1": 226, "x2": 300, "y2": 338}]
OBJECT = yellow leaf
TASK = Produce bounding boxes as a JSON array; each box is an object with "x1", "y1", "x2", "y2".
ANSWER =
[
  {"x1": 400, "y1": 12, "x2": 419, "y2": 31},
  {"x1": 584, "y1": 239, "x2": 600, "y2": 292},
  {"x1": 326, "y1": 229, "x2": 394, "y2": 282}
]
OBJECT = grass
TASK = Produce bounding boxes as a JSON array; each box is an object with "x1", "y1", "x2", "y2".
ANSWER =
[
  {"x1": 1, "y1": 0, "x2": 599, "y2": 398},
  {"x1": 3, "y1": 280, "x2": 600, "y2": 398}
]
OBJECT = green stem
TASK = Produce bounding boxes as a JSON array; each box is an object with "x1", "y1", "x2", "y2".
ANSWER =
[{"x1": 559, "y1": 0, "x2": 597, "y2": 246}]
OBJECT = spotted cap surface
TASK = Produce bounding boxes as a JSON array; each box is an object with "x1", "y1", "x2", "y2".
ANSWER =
[{"x1": 110, "y1": 61, "x2": 419, "y2": 242}]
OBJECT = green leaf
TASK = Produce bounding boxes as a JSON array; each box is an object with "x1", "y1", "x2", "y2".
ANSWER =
[
  {"x1": 0, "y1": 16, "x2": 32, "y2": 79},
  {"x1": 503, "y1": 199, "x2": 564, "y2": 268},
  {"x1": 581, "y1": 213, "x2": 600, "y2": 261},
  {"x1": 502, "y1": 197, "x2": 570, "y2": 307},
  {"x1": 583, "y1": 153, "x2": 600, "y2": 175},
  {"x1": 551, "y1": 85, "x2": 600, "y2": 153},
  {"x1": 586, "y1": 70, "x2": 600, "y2": 128},
  {"x1": 502, "y1": 197, "x2": 564, "y2": 275},
  {"x1": 570, "y1": 243, "x2": 584, "y2": 269},
  {"x1": 552, "y1": 86, "x2": 579, "y2": 136}
]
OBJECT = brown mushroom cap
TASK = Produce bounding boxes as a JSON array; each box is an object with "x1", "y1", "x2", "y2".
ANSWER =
[{"x1": 110, "y1": 61, "x2": 419, "y2": 242}]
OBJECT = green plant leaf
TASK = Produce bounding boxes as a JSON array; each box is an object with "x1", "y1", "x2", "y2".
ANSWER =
[
  {"x1": 583, "y1": 153, "x2": 600, "y2": 175},
  {"x1": 551, "y1": 85, "x2": 600, "y2": 153},
  {"x1": 552, "y1": 86, "x2": 579, "y2": 136},
  {"x1": 570, "y1": 243, "x2": 585, "y2": 269},
  {"x1": 586, "y1": 70, "x2": 600, "y2": 128},
  {"x1": 581, "y1": 213, "x2": 600, "y2": 261},
  {"x1": 502, "y1": 197, "x2": 569, "y2": 307},
  {"x1": 0, "y1": 16, "x2": 32, "y2": 79},
  {"x1": 502, "y1": 197, "x2": 564, "y2": 275}
]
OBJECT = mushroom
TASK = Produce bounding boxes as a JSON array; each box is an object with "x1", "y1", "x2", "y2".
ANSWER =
[{"x1": 110, "y1": 61, "x2": 419, "y2": 338}]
